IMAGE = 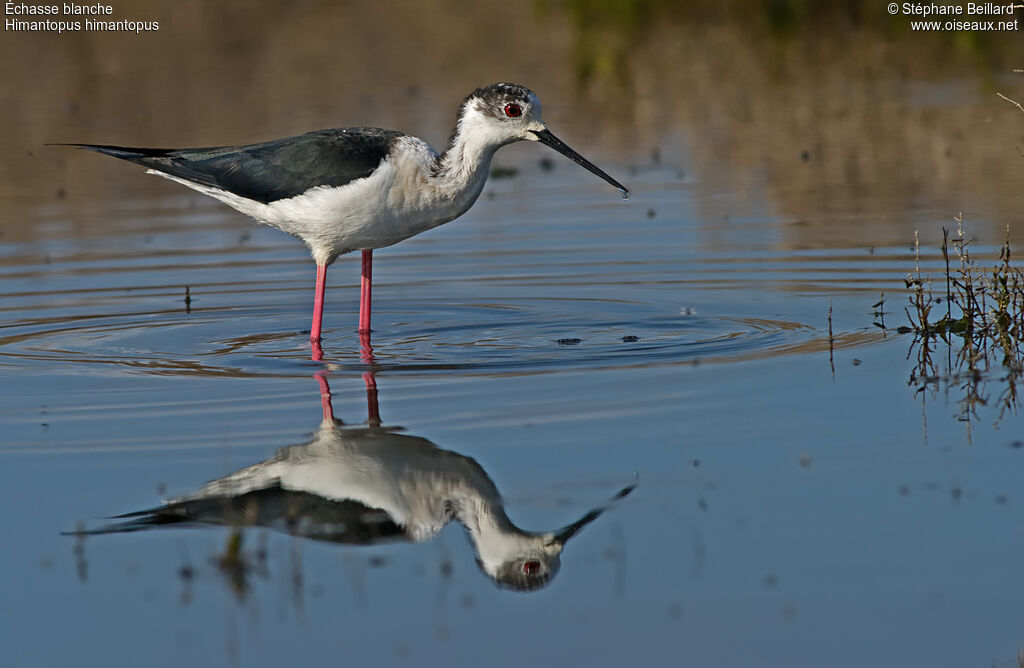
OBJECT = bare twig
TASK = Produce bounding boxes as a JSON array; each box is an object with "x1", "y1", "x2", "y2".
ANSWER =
[{"x1": 996, "y1": 91, "x2": 1024, "y2": 115}]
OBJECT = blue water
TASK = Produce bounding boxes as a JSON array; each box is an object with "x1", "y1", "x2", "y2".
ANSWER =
[{"x1": 2, "y1": 135, "x2": 1023, "y2": 668}]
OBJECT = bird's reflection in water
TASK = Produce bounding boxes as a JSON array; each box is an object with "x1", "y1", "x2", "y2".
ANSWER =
[{"x1": 90, "y1": 355, "x2": 634, "y2": 592}]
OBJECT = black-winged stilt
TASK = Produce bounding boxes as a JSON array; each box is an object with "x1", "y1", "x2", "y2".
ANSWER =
[{"x1": 67, "y1": 83, "x2": 629, "y2": 347}]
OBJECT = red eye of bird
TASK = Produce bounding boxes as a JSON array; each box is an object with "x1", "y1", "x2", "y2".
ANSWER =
[
  {"x1": 504, "y1": 103, "x2": 522, "y2": 118},
  {"x1": 523, "y1": 560, "x2": 541, "y2": 575}
]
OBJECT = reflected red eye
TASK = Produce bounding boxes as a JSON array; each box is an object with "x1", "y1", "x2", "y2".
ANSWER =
[
  {"x1": 523, "y1": 560, "x2": 541, "y2": 574},
  {"x1": 504, "y1": 103, "x2": 522, "y2": 118}
]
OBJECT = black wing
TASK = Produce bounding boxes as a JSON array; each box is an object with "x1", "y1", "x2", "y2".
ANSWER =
[{"x1": 67, "y1": 127, "x2": 404, "y2": 204}]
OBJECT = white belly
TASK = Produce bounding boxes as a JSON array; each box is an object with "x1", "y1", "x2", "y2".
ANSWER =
[{"x1": 150, "y1": 136, "x2": 491, "y2": 266}]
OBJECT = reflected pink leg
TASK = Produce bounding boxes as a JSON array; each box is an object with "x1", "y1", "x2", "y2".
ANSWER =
[
  {"x1": 315, "y1": 371, "x2": 334, "y2": 423},
  {"x1": 359, "y1": 332, "x2": 374, "y2": 364},
  {"x1": 359, "y1": 250, "x2": 372, "y2": 336},
  {"x1": 363, "y1": 371, "x2": 380, "y2": 427},
  {"x1": 311, "y1": 263, "x2": 327, "y2": 343}
]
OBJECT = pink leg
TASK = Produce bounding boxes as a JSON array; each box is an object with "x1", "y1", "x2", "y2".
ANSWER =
[
  {"x1": 311, "y1": 263, "x2": 327, "y2": 343},
  {"x1": 359, "y1": 250, "x2": 372, "y2": 336}
]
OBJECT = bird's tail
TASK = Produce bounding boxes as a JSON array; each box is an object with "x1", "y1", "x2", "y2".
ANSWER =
[
  {"x1": 50, "y1": 143, "x2": 224, "y2": 191},
  {"x1": 50, "y1": 143, "x2": 177, "y2": 165}
]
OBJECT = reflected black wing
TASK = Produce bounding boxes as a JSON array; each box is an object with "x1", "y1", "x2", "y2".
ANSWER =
[
  {"x1": 67, "y1": 127, "x2": 404, "y2": 204},
  {"x1": 76, "y1": 483, "x2": 407, "y2": 545}
]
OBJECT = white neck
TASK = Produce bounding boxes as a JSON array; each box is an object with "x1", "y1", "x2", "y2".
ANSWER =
[
  {"x1": 454, "y1": 494, "x2": 555, "y2": 571},
  {"x1": 432, "y1": 110, "x2": 514, "y2": 201}
]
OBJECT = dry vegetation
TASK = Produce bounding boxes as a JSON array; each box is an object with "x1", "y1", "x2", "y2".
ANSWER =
[
  {"x1": 880, "y1": 72, "x2": 1024, "y2": 429},
  {"x1": 884, "y1": 217, "x2": 1024, "y2": 426}
]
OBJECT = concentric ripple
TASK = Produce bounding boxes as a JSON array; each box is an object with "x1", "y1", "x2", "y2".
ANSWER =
[
  {"x1": 0, "y1": 268, "x2": 881, "y2": 378},
  {"x1": 0, "y1": 184, "x2": 897, "y2": 379}
]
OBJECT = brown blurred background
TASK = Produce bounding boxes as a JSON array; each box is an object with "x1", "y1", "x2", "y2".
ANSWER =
[{"x1": 2, "y1": 0, "x2": 1023, "y2": 247}]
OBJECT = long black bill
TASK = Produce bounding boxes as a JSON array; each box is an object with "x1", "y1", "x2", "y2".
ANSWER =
[
  {"x1": 531, "y1": 128, "x2": 630, "y2": 199},
  {"x1": 549, "y1": 482, "x2": 636, "y2": 546}
]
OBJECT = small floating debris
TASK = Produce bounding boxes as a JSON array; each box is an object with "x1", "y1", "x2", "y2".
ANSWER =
[
  {"x1": 557, "y1": 338, "x2": 582, "y2": 346},
  {"x1": 621, "y1": 335, "x2": 639, "y2": 343}
]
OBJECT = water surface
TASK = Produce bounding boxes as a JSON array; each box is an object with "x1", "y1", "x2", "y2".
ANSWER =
[{"x1": 3, "y1": 5, "x2": 1024, "y2": 667}]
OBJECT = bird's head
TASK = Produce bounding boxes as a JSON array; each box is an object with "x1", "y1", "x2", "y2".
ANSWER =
[
  {"x1": 455, "y1": 83, "x2": 629, "y2": 197},
  {"x1": 457, "y1": 82, "x2": 546, "y2": 147}
]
